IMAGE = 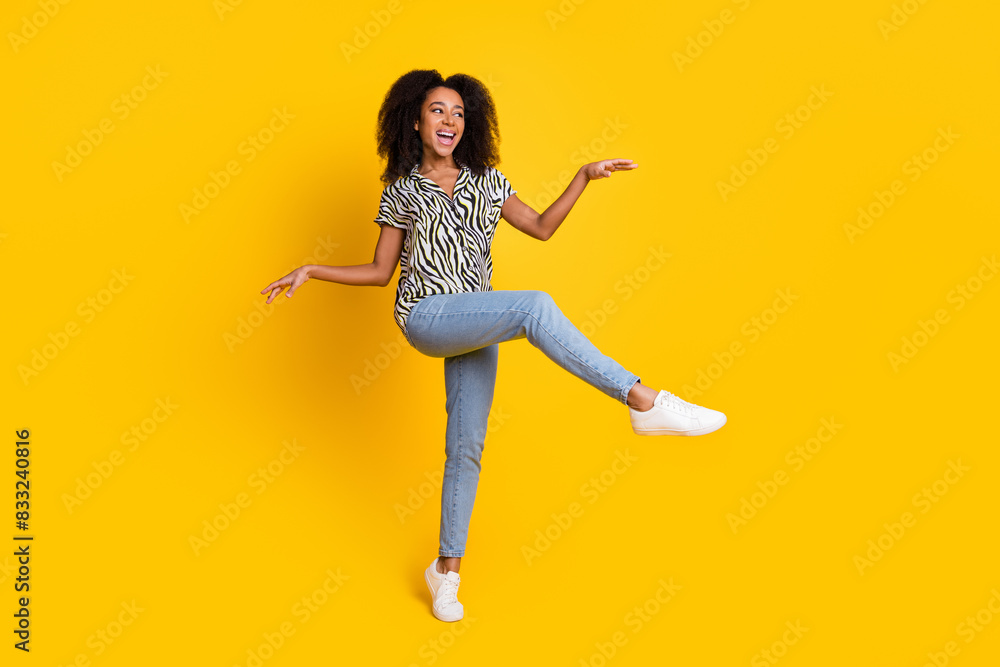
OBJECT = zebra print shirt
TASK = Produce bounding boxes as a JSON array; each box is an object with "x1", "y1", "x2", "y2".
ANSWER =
[{"x1": 374, "y1": 162, "x2": 516, "y2": 336}]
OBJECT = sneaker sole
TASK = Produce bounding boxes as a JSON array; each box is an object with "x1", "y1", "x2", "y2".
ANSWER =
[
  {"x1": 424, "y1": 568, "x2": 463, "y2": 622},
  {"x1": 632, "y1": 414, "x2": 727, "y2": 437}
]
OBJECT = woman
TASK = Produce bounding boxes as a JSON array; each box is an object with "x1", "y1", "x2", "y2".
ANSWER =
[{"x1": 260, "y1": 69, "x2": 726, "y2": 623}]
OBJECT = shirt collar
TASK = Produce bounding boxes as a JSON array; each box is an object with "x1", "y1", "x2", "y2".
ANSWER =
[{"x1": 409, "y1": 162, "x2": 470, "y2": 196}]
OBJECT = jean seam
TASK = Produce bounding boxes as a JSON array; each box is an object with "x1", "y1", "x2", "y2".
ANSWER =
[{"x1": 450, "y1": 354, "x2": 463, "y2": 554}]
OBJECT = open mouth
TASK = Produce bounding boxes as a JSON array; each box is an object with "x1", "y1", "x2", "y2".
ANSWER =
[{"x1": 436, "y1": 130, "x2": 456, "y2": 146}]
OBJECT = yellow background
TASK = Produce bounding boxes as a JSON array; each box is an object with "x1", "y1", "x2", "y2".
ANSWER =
[{"x1": 5, "y1": 0, "x2": 999, "y2": 665}]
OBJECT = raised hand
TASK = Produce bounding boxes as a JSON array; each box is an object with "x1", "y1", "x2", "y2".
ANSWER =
[{"x1": 582, "y1": 158, "x2": 638, "y2": 180}]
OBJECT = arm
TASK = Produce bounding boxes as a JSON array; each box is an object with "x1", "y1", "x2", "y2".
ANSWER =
[
  {"x1": 260, "y1": 225, "x2": 404, "y2": 303},
  {"x1": 501, "y1": 158, "x2": 637, "y2": 241},
  {"x1": 308, "y1": 225, "x2": 404, "y2": 287}
]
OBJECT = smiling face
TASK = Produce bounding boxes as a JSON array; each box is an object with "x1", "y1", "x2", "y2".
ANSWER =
[{"x1": 413, "y1": 86, "x2": 465, "y2": 160}]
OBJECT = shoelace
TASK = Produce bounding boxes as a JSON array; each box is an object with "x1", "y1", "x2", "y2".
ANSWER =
[
  {"x1": 438, "y1": 574, "x2": 460, "y2": 607},
  {"x1": 657, "y1": 391, "x2": 697, "y2": 417}
]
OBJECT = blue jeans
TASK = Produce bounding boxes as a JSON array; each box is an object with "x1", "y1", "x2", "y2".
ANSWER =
[{"x1": 403, "y1": 290, "x2": 641, "y2": 557}]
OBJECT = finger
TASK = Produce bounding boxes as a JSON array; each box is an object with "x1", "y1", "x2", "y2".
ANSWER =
[
  {"x1": 265, "y1": 285, "x2": 285, "y2": 304},
  {"x1": 609, "y1": 159, "x2": 638, "y2": 168},
  {"x1": 260, "y1": 278, "x2": 287, "y2": 294}
]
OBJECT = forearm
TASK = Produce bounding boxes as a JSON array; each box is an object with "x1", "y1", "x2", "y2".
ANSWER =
[
  {"x1": 305, "y1": 262, "x2": 389, "y2": 287},
  {"x1": 537, "y1": 167, "x2": 589, "y2": 240}
]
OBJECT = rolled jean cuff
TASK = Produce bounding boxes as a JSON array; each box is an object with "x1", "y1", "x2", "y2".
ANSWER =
[{"x1": 619, "y1": 373, "x2": 642, "y2": 405}]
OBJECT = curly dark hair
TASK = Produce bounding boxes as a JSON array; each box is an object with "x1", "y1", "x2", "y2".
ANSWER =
[{"x1": 375, "y1": 69, "x2": 501, "y2": 186}]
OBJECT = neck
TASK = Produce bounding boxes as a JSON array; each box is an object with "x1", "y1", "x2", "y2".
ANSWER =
[{"x1": 419, "y1": 152, "x2": 459, "y2": 173}]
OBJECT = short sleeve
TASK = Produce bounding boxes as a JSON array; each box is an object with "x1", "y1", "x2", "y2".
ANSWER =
[
  {"x1": 493, "y1": 168, "x2": 516, "y2": 207},
  {"x1": 373, "y1": 186, "x2": 408, "y2": 229}
]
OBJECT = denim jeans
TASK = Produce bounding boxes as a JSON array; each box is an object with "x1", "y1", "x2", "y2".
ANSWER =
[{"x1": 403, "y1": 290, "x2": 641, "y2": 557}]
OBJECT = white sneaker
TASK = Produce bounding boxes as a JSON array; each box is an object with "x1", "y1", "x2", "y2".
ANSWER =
[
  {"x1": 629, "y1": 390, "x2": 727, "y2": 436},
  {"x1": 424, "y1": 558, "x2": 464, "y2": 622}
]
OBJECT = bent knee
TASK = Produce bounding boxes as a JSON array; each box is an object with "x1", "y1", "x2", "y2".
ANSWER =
[{"x1": 521, "y1": 290, "x2": 557, "y2": 311}]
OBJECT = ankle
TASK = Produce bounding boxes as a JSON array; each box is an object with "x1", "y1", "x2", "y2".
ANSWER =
[
  {"x1": 627, "y1": 394, "x2": 656, "y2": 411},
  {"x1": 437, "y1": 557, "x2": 460, "y2": 574},
  {"x1": 626, "y1": 382, "x2": 658, "y2": 411}
]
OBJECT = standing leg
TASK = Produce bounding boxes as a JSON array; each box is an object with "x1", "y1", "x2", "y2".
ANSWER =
[
  {"x1": 423, "y1": 343, "x2": 496, "y2": 623},
  {"x1": 437, "y1": 344, "x2": 498, "y2": 564}
]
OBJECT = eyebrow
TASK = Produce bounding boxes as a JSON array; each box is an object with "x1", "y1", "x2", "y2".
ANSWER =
[{"x1": 430, "y1": 101, "x2": 463, "y2": 110}]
